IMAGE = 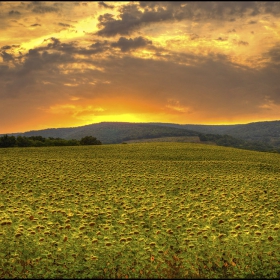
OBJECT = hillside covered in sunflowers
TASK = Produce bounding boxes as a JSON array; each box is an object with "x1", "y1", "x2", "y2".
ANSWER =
[{"x1": 0, "y1": 143, "x2": 279, "y2": 278}]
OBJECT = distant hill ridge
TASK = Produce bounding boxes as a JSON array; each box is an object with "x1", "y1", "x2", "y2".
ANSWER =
[
  {"x1": 1, "y1": 120, "x2": 280, "y2": 148},
  {"x1": 149, "y1": 120, "x2": 280, "y2": 138},
  {"x1": 1, "y1": 122, "x2": 199, "y2": 144}
]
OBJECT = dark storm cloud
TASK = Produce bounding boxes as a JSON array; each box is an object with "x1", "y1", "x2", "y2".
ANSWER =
[
  {"x1": 264, "y1": 44, "x2": 280, "y2": 70},
  {"x1": 0, "y1": 36, "x2": 148, "y2": 99},
  {"x1": 261, "y1": 1, "x2": 280, "y2": 15},
  {"x1": 1, "y1": 44, "x2": 20, "y2": 50},
  {"x1": 266, "y1": 44, "x2": 280, "y2": 61},
  {"x1": 32, "y1": 6, "x2": 59, "y2": 13},
  {"x1": 111, "y1": 36, "x2": 152, "y2": 52},
  {"x1": 0, "y1": 37, "x2": 110, "y2": 98},
  {"x1": 27, "y1": 2, "x2": 60, "y2": 14},
  {"x1": 96, "y1": 3, "x2": 174, "y2": 37},
  {"x1": 270, "y1": 52, "x2": 280, "y2": 66},
  {"x1": 238, "y1": 41, "x2": 249, "y2": 46},
  {"x1": 8, "y1": 10, "x2": 21, "y2": 16},
  {"x1": 6, "y1": 42, "x2": 277, "y2": 107},
  {"x1": 1, "y1": 45, "x2": 12, "y2": 50},
  {"x1": 81, "y1": 53, "x2": 280, "y2": 117},
  {"x1": 30, "y1": 23, "x2": 41, "y2": 27},
  {"x1": 216, "y1": 37, "x2": 227, "y2": 41},
  {"x1": 0, "y1": 47, "x2": 76, "y2": 99},
  {"x1": 189, "y1": 33, "x2": 199, "y2": 40},
  {"x1": 248, "y1": 44, "x2": 280, "y2": 103},
  {"x1": 0, "y1": 46, "x2": 19, "y2": 62},
  {"x1": 248, "y1": 20, "x2": 258, "y2": 24},
  {"x1": 96, "y1": 2, "x2": 280, "y2": 37},
  {"x1": 98, "y1": 1, "x2": 114, "y2": 9},
  {"x1": 58, "y1": 22, "x2": 73, "y2": 28},
  {"x1": 0, "y1": 63, "x2": 9, "y2": 70},
  {"x1": 90, "y1": 40, "x2": 108, "y2": 48},
  {"x1": 1, "y1": 31, "x2": 280, "y2": 122},
  {"x1": 43, "y1": 37, "x2": 61, "y2": 48},
  {"x1": 89, "y1": 40, "x2": 110, "y2": 54},
  {"x1": 17, "y1": 48, "x2": 71, "y2": 76},
  {"x1": 39, "y1": 37, "x2": 109, "y2": 55},
  {"x1": 1, "y1": 51, "x2": 14, "y2": 62}
]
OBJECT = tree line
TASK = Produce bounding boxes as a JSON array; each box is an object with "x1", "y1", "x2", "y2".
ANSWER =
[
  {"x1": 0, "y1": 135, "x2": 101, "y2": 148},
  {"x1": 198, "y1": 133, "x2": 280, "y2": 153}
]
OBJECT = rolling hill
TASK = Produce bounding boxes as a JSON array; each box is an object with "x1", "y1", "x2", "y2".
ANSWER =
[
  {"x1": 2, "y1": 123, "x2": 199, "y2": 144},
  {"x1": 1, "y1": 120, "x2": 280, "y2": 152},
  {"x1": 150, "y1": 120, "x2": 280, "y2": 144}
]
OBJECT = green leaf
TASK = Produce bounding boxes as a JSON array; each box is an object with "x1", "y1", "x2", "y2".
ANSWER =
[{"x1": 16, "y1": 265, "x2": 23, "y2": 273}]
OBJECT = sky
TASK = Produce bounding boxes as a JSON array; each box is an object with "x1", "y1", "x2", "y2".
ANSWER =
[{"x1": 1, "y1": 1, "x2": 280, "y2": 133}]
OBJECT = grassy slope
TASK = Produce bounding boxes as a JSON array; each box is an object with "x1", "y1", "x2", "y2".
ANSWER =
[
  {"x1": 2, "y1": 120, "x2": 280, "y2": 142},
  {"x1": 125, "y1": 136, "x2": 201, "y2": 143},
  {"x1": 172, "y1": 121, "x2": 280, "y2": 142},
  {"x1": 4, "y1": 123, "x2": 199, "y2": 144},
  {"x1": 148, "y1": 121, "x2": 280, "y2": 145},
  {"x1": 2, "y1": 120, "x2": 280, "y2": 147}
]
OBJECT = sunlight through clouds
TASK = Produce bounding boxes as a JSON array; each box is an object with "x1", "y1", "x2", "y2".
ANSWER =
[{"x1": 1, "y1": 1, "x2": 280, "y2": 133}]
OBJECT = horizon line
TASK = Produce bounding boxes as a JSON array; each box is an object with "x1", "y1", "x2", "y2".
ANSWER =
[{"x1": 1, "y1": 119, "x2": 280, "y2": 135}]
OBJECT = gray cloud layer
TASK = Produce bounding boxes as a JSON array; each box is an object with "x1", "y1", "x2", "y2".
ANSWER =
[
  {"x1": 8, "y1": 10, "x2": 21, "y2": 16},
  {"x1": 28, "y1": 2, "x2": 60, "y2": 14},
  {"x1": 111, "y1": 36, "x2": 152, "y2": 52},
  {"x1": 96, "y1": 2, "x2": 280, "y2": 37},
  {"x1": 1, "y1": 35, "x2": 279, "y2": 109},
  {"x1": 98, "y1": 1, "x2": 115, "y2": 9},
  {"x1": 1, "y1": 1, "x2": 280, "y2": 132}
]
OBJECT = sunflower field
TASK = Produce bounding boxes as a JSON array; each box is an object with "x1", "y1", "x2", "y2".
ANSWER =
[{"x1": 0, "y1": 143, "x2": 279, "y2": 278}]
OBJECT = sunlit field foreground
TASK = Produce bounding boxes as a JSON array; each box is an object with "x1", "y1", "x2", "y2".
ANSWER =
[{"x1": 0, "y1": 143, "x2": 279, "y2": 278}]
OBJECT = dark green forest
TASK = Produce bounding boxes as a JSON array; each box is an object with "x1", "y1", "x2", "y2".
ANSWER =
[
  {"x1": 1, "y1": 121, "x2": 280, "y2": 153},
  {"x1": 1, "y1": 132, "x2": 279, "y2": 154},
  {"x1": 198, "y1": 133, "x2": 280, "y2": 153},
  {"x1": 0, "y1": 135, "x2": 101, "y2": 148}
]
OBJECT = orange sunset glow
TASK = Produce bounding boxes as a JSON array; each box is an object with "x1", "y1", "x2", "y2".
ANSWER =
[{"x1": 1, "y1": 1, "x2": 280, "y2": 133}]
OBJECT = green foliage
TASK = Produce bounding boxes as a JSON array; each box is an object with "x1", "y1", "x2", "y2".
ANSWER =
[
  {"x1": 0, "y1": 135, "x2": 101, "y2": 148},
  {"x1": 0, "y1": 143, "x2": 279, "y2": 278},
  {"x1": 198, "y1": 133, "x2": 279, "y2": 153},
  {"x1": 16, "y1": 136, "x2": 32, "y2": 147},
  {"x1": 0, "y1": 135, "x2": 16, "y2": 147},
  {"x1": 80, "y1": 136, "x2": 101, "y2": 145},
  {"x1": 1, "y1": 123, "x2": 198, "y2": 144},
  {"x1": 181, "y1": 121, "x2": 280, "y2": 148},
  {"x1": 2, "y1": 121, "x2": 280, "y2": 153},
  {"x1": 28, "y1": 136, "x2": 46, "y2": 142}
]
